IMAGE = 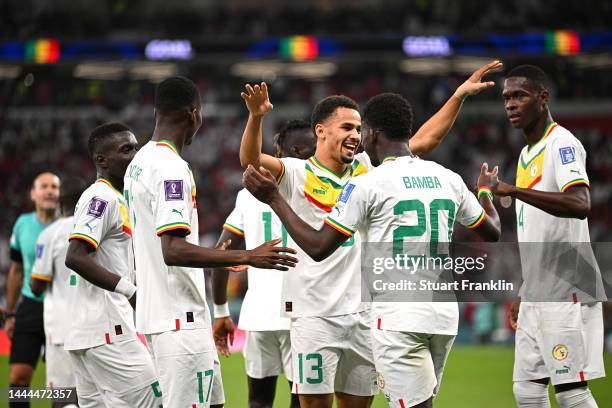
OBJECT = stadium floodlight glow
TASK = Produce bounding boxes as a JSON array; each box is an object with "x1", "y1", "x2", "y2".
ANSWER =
[
  {"x1": 403, "y1": 36, "x2": 451, "y2": 57},
  {"x1": 145, "y1": 40, "x2": 193, "y2": 60},
  {"x1": 399, "y1": 58, "x2": 450, "y2": 75},
  {"x1": 129, "y1": 62, "x2": 178, "y2": 82},
  {"x1": 231, "y1": 60, "x2": 337, "y2": 80},
  {"x1": 73, "y1": 62, "x2": 125, "y2": 80},
  {"x1": 0, "y1": 64, "x2": 21, "y2": 79}
]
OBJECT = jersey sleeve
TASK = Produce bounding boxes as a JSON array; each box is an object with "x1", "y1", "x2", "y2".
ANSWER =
[
  {"x1": 9, "y1": 216, "x2": 23, "y2": 263},
  {"x1": 277, "y1": 157, "x2": 302, "y2": 199},
  {"x1": 455, "y1": 175, "x2": 486, "y2": 230},
  {"x1": 223, "y1": 190, "x2": 245, "y2": 237},
  {"x1": 153, "y1": 165, "x2": 194, "y2": 236},
  {"x1": 551, "y1": 132, "x2": 590, "y2": 192},
  {"x1": 70, "y1": 191, "x2": 117, "y2": 250},
  {"x1": 31, "y1": 228, "x2": 55, "y2": 282},
  {"x1": 325, "y1": 180, "x2": 368, "y2": 237}
]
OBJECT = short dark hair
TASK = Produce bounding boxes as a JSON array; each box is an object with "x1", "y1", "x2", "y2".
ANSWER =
[
  {"x1": 311, "y1": 95, "x2": 359, "y2": 134},
  {"x1": 154, "y1": 76, "x2": 200, "y2": 114},
  {"x1": 274, "y1": 119, "x2": 311, "y2": 153},
  {"x1": 506, "y1": 65, "x2": 549, "y2": 90},
  {"x1": 363, "y1": 93, "x2": 414, "y2": 141},
  {"x1": 60, "y1": 176, "x2": 87, "y2": 211},
  {"x1": 88, "y1": 122, "x2": 132, "y2": 156}
]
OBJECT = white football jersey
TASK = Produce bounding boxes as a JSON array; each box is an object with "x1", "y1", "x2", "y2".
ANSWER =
[
  {"x1": 327, "y1": 156, "x2": 486, "y2": 334},
  {"x1": 31, "y1": 217, "x2": 75, "y2": 345},
  {"x1": 124, "y1": 140, "x2": 210, "y2": 335},
  {"x1": 223, "y1": 188, "x2": 290, "y2": 331},
  {"x1": 514, "y1": 123, "x2": 604, "y2": 302},
  {"x1": 65, "y1": 179, "x2": 137, "y2": 350},
  {"x1": 276, "y1": 153, "x2": 372, "y2": 318}
]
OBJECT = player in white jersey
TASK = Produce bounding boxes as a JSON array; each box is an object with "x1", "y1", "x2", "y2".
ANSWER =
[
  {"x1": 63, "y1": 123, "x2": 162, "y2": 407},
  {"x1": 123, "y1": 76, "x2": 297, "y2": 408},
  {"x1": 238, "y1": 61, "x2": 502, "y2": 408},
  {"x1": 212, "y1": 120, "x2": 314, "y2": 408},
  {"x1": 30, "y1": 177, "x2": 85, "y2": 405},
  {"x1": 491, "y1": 65, "x2": 605, "y2": 408},
  {"x1": 243, "y1": 93, "x2": 502, "y2": 408}
]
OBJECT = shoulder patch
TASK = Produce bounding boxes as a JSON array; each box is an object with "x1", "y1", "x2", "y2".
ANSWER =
[
  {"x1": 164, "y1": 180, "x2": 184, "y2": 201},
  {"x1": 339, "y1": 183, "x2": 356, "y2": 203},
  {"x1": 87, "y1": 197, "x2": 108, "y2": 218},
  {"x1": 559, "y1": 146, "x2": 576, "y2": 165}
]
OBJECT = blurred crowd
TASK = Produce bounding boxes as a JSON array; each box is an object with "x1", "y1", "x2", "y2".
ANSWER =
[{"x1": 2, "y1": 0, "x2": 611, "y2": 39}]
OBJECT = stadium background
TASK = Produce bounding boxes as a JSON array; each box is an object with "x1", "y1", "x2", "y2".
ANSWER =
[{"x1": 0, "y1": 0, "x2": 611, "y2": 406}]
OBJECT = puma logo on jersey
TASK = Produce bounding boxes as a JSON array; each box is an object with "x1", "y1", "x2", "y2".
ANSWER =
[
  {"x1": 172, "y1": 209, "x2": 184, "y2": 217},
  {"x1": 570, "y1": 169, "x2": 580, "y2": 174},
  {"x1": 85, "y1": 222, "x2": 95, "y2": 233}
]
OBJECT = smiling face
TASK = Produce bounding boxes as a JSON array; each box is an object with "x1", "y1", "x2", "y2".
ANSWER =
[
  {"x1": 502, "y1": 77, "x2": 548, "y2": 130},
  {"x1": 315, "y1": 107, "x2": 362, "y2": 165}
]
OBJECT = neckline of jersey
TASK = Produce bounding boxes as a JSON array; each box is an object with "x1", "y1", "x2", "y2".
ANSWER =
[
  {"x1": 382, "y1": 156, "x2": 397, "y2": 163},
  {"x1": 96, "y1": 178, "x2": 123, "y2": 196},
  {"x1": 526, "y1": 122, "x2": 557, "y2": 153},
  {"x1": 308, "y1": 156, "x2": 350, "y2": 179},
  {"x1": 156, "y1": 139, "x2": 179, "y2": 155}
]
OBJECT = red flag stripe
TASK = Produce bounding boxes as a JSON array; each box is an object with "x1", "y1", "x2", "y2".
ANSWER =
[
  {"x1": 175, "y1": 319, "x2": 181, "y2": 330},
  {"x1": 377, "y1": 318, "x2": 382, "y2": 330},
  {"x1": 572, "y1": 293, "x2": 578, "y2": 303},
  {"x1": 105, "y1": 333, "x2": 111, "y2": 344},
  {"x1": 399, "y1": 399, "x2": 406, "y2": 408},
  {"x1": 580, "y1": 371, "x2": 585, "y2": 381}
]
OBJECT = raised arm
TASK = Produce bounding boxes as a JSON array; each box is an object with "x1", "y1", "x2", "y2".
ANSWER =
[
  {"x1": 243, "y1": 165, "x2": 348, "y2": 261},
  {"x1": 239, "y1": 82, "x2": 283, "y2": 177},
  {"x1": 409, "y1": 60, "x2": 503, "y2": 156}
]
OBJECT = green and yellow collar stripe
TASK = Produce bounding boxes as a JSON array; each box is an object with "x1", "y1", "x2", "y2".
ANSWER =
[
  {"x1": 69, "y1": 233, "x2": 99, "y2": 249},
  {"x1": 527, "y1": 122, "x2": 557, "y2": 153},
  {"x1": 156, "y1": 222, "x2": 191, "y2": 236},
  {"x1": 156, "y1": 139, "x2": 179, "y2": 155},
  {"x1": 31, "y1": 273, "x2": 52, "y2": 282},
  {"x1": 308, "y1": 156, "x2": 350, "y2": 179},
  {"x1": 561, "y1": 178, "x2": 589, "y2": 192},
  {"x1": 466, "y1": 210, "x2": 486, "y2": 230},
  {"x1": 96, "y1": 178, "x2": 122, "y2": 196},
  {"x1": 325, "y1": 217, "x2": 355, "y2": 237},
  {"x1": 223, "y1": 223, "x2": 245, "y2": 236}
]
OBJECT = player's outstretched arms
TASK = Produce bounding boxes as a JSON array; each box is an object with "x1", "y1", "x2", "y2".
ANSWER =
[
  {"x1": 474, "y1": 162, "x2": 502, "y2": 241},
  {"x1": 65, "y1": 239, "x2": 137, "y2": 307},
  {"x1": 239, "y1": 82, "x2": 283, "y2": 177},
  {"x1": 160, "y1": 231, "x2": 298, "y2": 271},
  {"x1": 243, "y1": 165, "x2": 348, "y2": 261},
  {"x1": 493, "y1": 179, "x2": 590, "y2": 220},
  {"x1": 409, "y1": 60, "x2": 503, "y2": 157}
]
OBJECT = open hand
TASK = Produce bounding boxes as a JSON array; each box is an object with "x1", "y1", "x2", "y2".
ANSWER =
[
  {"x1": 454, "y1": 60, "x2": 503, "y2": 100},
  {"x1": 247, "y1": 238, "x2": 298, "y2": 271},
  {"x1": 243, "y1": 165, "x2": 280, "y2": 204},
  {"x1": 240, "y1": 82, "x2": 273, "y2": 117}
]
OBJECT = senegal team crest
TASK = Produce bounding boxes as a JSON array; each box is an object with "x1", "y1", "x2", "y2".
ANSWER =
[
  {"x1": 530, "y1": 163, "x2": 538, "y2": 177},
  {"x1": 552, "y1": 344, "x2": 569, "y2": 361},
  {"x1": 376, "y1": 372, "x2": 385, "y2": 390}
]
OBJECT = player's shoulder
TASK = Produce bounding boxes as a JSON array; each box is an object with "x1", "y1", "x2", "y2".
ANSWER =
[
  {"x1": 548, "y1": 124, "x2": 582, "y2": 148},
  {"x1": 419, "y1": 158, "x2": 465, "y2": 186},
  {"x1": 279, "y1": 156, "x2": 305, "y2": 169}
]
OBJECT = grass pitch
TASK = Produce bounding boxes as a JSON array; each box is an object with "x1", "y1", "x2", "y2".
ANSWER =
[{"x1": 1, "y1": 346, "x2": 610, "y2": 407}]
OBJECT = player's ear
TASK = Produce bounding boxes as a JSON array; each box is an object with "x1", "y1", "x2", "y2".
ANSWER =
[
  {"x1": 95, "y1": 153, "x2": 107, "y2": 169},
  {"x1": 314, "y1": 123, "x2": 325, "y2": 141},
  {"x1": 540, "y1": 88, "x2": 549, "y2": 106}
]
